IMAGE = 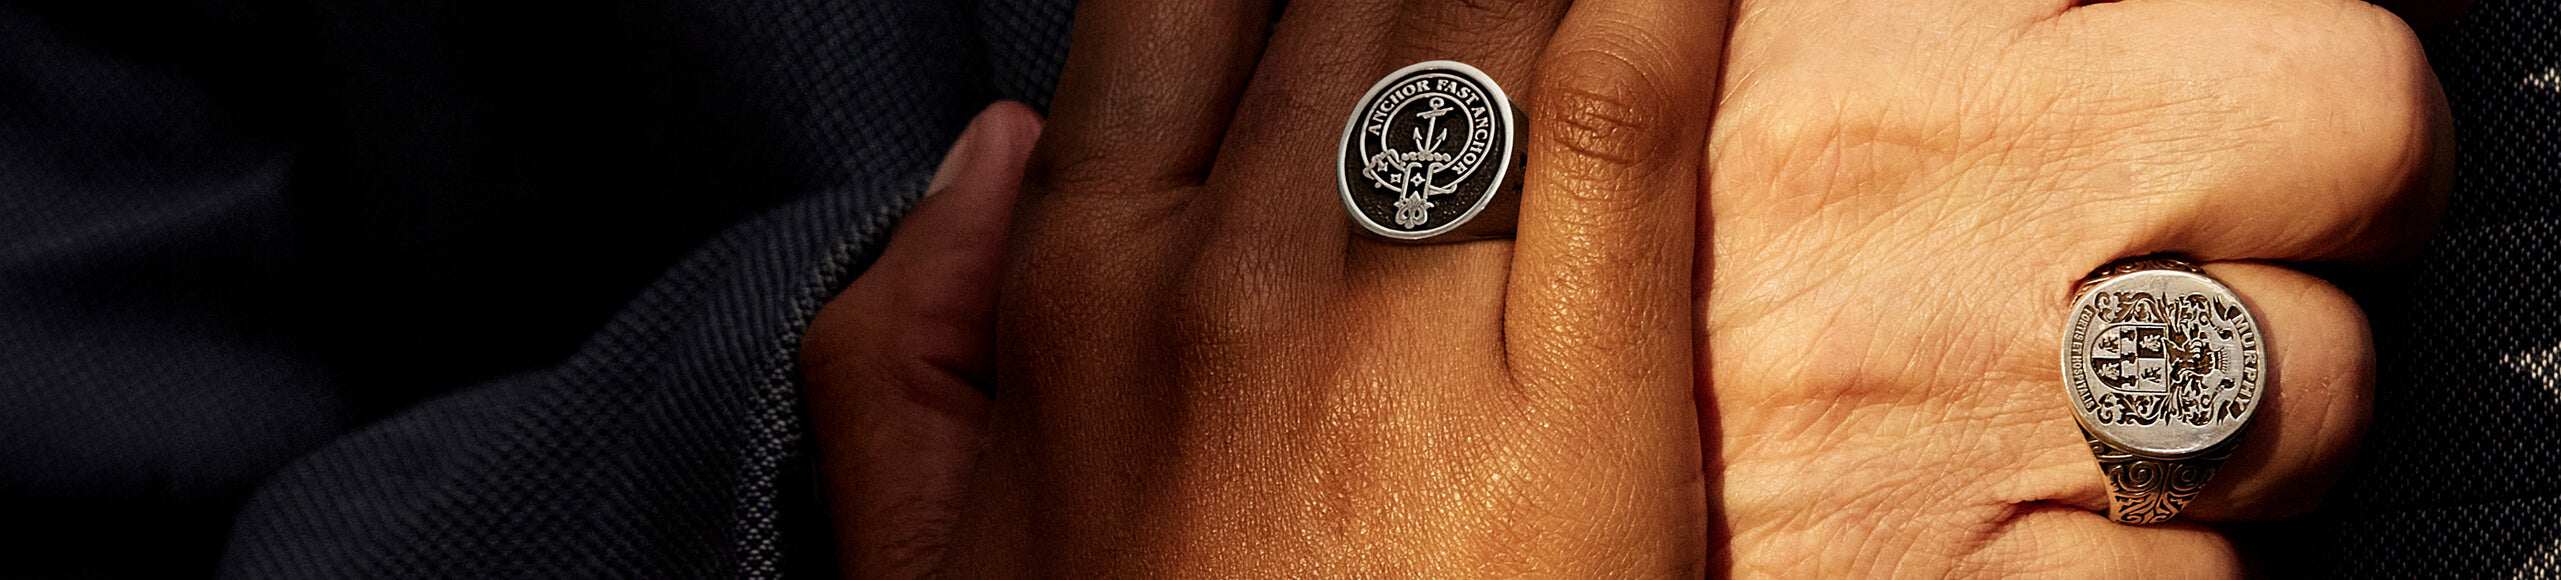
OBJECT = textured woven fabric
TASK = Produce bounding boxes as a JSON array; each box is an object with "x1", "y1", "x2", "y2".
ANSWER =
[
  {"x1": 215, "y1": 0, "x2": 1072, "y2": 577},
  {"x1": 1, "y1": 0, "x2": 1067, "y2": 576},
  {"x1": 2314, "y1": 0, "x2": 2561, "y2": 577},
  {"x1": 220, "y1": 185, "x2": 911, "y2": 578}
]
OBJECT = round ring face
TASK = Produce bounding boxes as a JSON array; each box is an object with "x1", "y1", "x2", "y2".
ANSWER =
[
  {"x1": 1338, "y1": 60, "x2": 1516, "y2": 240},
  {"x1": 2062, "y1": 267, "x2": 2264, "y2": 458}
]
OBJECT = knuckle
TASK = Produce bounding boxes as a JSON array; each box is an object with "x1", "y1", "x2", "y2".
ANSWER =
[
  {"x1": 2329, "y1": 0, "x2": 2423, "y2": 45},
  {"x1": 1453, "y1": 0, "x2": 1541, "y2": 14},
  {"x1": 1532, "y1": 46, "x2": 1683, "y2": 198},
  {"x1": 1396, "y1": 0, "x2": 1562, "y2": 41},
  {"x1": 2269, "y1": 1, "x2": 2445, "y2": 248},
  {"x1": 877, "y1": 353, "x2": 991, "y2": 420},
  {"x1": 1440, "y1": 0, "x2": 1557, "y2": 27},
  {"x1": 803, "y1": 297, "x2": 989, "y2": 421},
  {"x1": 2328, "y1": 8, "x2": 2437, "y2": 160}
]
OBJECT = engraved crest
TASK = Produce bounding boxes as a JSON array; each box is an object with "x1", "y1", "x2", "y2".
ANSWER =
[
  {"x1": 2063, "y1": 265, "x2": 2262, "y2": 457},
  {"x1": 2089, "y1": 322, "x2": 2168, "y2": 394},
  {"x1": 1366, "y1": 95, "x2": 1462, "y2": 228},
  {"x1": 1338, "y1": 61, "x2": 1514, "y2": 240}
]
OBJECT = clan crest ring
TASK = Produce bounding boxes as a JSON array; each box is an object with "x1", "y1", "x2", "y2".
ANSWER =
[
  {"x1": 1338, "y1": 60, "x2": 1520, "y2": 243},
  {"x1": 2061, "y1": 257, "x2": 2264, "y2": 525}
]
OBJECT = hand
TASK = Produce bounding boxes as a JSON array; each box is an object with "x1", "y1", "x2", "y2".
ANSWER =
[
  {"x1": 802, "y1": 101, "x2": 1041, "y2": 579},
  {"x1": 1700, "y1": 0, "x2": 2450, "y2": 576},
  {"x1": 806, "y1": 0, "x2": 1732, "y2": 576}
]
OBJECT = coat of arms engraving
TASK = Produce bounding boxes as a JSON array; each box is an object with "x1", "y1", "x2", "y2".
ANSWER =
[{"x1": 2076, "y1": 290, "x2": 2259, "y2": 428}]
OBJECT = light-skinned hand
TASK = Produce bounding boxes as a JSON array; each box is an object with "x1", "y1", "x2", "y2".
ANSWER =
[{"x1": 1701, "y1": 0, "x2": 2450, "y2": 575}]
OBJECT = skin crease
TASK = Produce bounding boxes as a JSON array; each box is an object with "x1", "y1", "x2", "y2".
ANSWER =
[
  {"x1": 1702, "y1": 0, "x2": 2449, "y2": 576},
  {"x1": 803, "y1": 0, "x2": 2456, "y2": 577}
]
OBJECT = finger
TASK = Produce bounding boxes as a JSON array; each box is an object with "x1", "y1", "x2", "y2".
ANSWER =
[
  {"x1": 1383, "y1": 0, "x2": 1570, "y2": 91},
  {"x1": 2176, "y1": 3, "x2": 2452, "y2": 265},
  {"x1": 2367, "y1": 0, "x2": 2476, "y2": 33},
  {"x1": 1187, "y1": 0, "x2": 1400, "y2": 268},
  {"x1": 1974, "y1": 505, "x2": 2242, "y2": 578},
  {"x1": 803, "y1": 103, "x2": 1040, "y2": 578},
  {"x1": 1332, "y1": 0, "x2": 1577, "y2": 334},
  {"x1": 1501, "y1": 1, "x2": 1730, "y2": 567},
  {"x1": 2054, "y1": 0, "x2": 2452, "y2": 265},
  {"x1": 1507, "y1": 0, "x2": 1725, "y2": 406},
  {"x1": 1202, "y1": 0, "x2": 1573, "y2": 257},
  {"x1": 1000, "y1": 0, "x2": 1275, "y2": 422},
  {"x1": 2178, "y1": 261, "x2": 2373, "y2": 520},
  {"x1": 1140, "y1": 0, "x2": 1412, "y2": 338},
  {"x1": 1037, "y1": 0, "x2": 1271, "y2": 197}
]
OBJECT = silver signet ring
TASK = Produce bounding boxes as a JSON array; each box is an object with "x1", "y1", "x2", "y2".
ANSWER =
[
  {"x1": 1337, "y1": 60, "x2": 1520, "y2": 243},
  {"x1": 2061, "y1": 257, "x2": 2265, "y2": 525}
]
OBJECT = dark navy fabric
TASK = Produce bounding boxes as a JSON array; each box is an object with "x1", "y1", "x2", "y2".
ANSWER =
[{"x1": 1, "y1": 0, "x2": 1067, "y2": 576}]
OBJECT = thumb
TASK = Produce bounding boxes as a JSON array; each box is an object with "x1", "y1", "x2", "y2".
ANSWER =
[{"x1": 801, "y1": 101, "x2": 1042, "y2": 579}]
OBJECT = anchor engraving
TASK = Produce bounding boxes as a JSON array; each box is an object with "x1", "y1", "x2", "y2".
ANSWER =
[{"x1": 1363, "y1": 97, "x2": 1459, "y2": 228}]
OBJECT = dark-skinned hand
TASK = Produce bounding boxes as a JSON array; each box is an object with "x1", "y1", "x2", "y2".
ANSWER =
[{"x1": 805, "y1": 0, "x2": 1731, "y2": 576}]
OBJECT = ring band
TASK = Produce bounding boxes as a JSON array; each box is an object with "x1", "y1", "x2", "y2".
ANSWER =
[
  {"x1": 2083, "y1": 425, "x2": 2237, "y2": 525},
  {"x1": 1337, "y1": 60, "x2": 1521, "y2": 243},
  {"x1": 2060, "y1": 257, "x2": 2265, "y2": 525}
]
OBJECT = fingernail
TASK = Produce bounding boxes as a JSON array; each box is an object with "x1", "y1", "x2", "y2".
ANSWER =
[{"x1": 927, "y1": 109, "x2": 994, "y2": 197}]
